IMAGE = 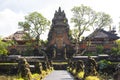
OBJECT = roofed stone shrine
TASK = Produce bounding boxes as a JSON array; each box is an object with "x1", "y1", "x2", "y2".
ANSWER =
[
  {"x1": 47, "y1": 7, "x2": 74, "y2": 60},
  {"x1": 80, "y1": 28, "x2": 119, "y2": 53}
]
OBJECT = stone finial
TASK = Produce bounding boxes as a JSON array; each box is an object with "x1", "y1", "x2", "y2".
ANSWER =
[{"x1": 58, "y1": 7, "x2": 61, "y2": 12}]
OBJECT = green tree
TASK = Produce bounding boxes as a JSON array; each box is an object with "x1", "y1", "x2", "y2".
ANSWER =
[
  {"x1": 94, "y1": 12, "x2": 112, "y2": 30},
  {"x1": 70, "y1": 29, "x2": 79, "y2": 42},
  {"x1": 18, "y1": 12, "x2": 50, "y2": 46},
  {"x1": 115, "y1": 40, "x2": 120, "y2": 55},
  {"x1": 71, "y1": 4, "x2": 112, "y2": 54},
  {"x1": 71, "y1": 4, "x2": 96, "y2": 42},
  {"x1": 96, "y1": 45, "x2": 104, "y2": 54},
  {"x1": 0, "y1": 38, "x2": 9, "y2": 55}
]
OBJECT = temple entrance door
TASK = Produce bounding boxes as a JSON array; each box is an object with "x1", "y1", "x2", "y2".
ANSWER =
[
  {"x1": 56, "y1": 35, "x2": 63, "y2": 49},
  {"x1": 55, "y1": 49, "x2": 65, "y2": 60},
  {"x1": 53, "y1": 35, "x2": 66, "y2": 60}
]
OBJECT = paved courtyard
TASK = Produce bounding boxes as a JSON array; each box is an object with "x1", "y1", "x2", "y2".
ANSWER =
[{"x1": 44, "y1": 70, "x2": 74, "y2": 80}]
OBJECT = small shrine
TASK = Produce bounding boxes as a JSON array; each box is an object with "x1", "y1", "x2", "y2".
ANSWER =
[
  {"x1": 80, "y1": 28, "x2": 119, "y2": 53},
  {"x1": 3, "y1": 31, "x2": 28, "y2": 45},
  {"x1": 47, "y1": 7, "x2": 74, "y2": 60},
  {"x1": 3, "y1": 31, "x2": 36, "y2": 55}
]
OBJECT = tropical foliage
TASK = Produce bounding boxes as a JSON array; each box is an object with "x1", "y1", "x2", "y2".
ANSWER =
[
  {"x1": 115, "y1": 40, "x2": 120, "y2": 55},
  {"x1": 71, "y1": 4, "x2": 112, "y2": 42},
  {"x1": 0, "y1": 38, "x2": 9, "y2": 55},
  {"x1": 18, "y1": 12, "x2": 50, "y2": 46},
  {"x1": 71, "y1": 4, "x2": 112, "y2": 55},
  {"x1": 96, "y1": 45, "x2": 104, "y2": 54}
]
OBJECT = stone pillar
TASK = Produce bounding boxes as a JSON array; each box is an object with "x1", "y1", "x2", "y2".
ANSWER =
[{"x1": 84, "y1": 56, "x2": 98, "y2": 78}]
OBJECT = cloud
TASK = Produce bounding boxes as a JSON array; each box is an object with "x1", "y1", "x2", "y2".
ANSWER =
[
  {"x1": 0, "y1": 9, "x2": 24, "y2": 37},
  {"x1": 0, "y1": 0, "x2": 120, "y2": 39}
]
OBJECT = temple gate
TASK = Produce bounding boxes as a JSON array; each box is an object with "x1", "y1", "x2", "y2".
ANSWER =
[{"x1": 47, "y1": 7, "x2": 74, "y2": 60}]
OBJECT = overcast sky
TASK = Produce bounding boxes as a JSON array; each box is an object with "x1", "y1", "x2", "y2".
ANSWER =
[{"x1": 0, "y1": 0, "x2": 120, "y2": 40}]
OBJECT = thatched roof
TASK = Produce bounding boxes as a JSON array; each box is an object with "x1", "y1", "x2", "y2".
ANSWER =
[
  {"x1": 86, "y1": 29, "x2": 119, "y2": 40},
  {"x1": 3, "y1": 31, "x2": 26, "y2": 41}
]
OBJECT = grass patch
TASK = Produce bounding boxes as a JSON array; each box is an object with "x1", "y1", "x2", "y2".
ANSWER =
[
  {"x1": 0, "y1": 75, "x2": 20, "y2": 80},
  {"x1": 0, "y1": 63, "x2": 18, "y2": 65},
  {"x1": 52, "y1": 62, "x2": 68, "y2": 65},
  {"x1": 85, "y1": 76, "x2": 100, "y2": 80}
]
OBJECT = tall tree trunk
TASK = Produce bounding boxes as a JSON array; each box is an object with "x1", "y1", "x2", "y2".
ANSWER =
[{"x1": 36, "y1": 35, "x2": 40, "y2": 46}]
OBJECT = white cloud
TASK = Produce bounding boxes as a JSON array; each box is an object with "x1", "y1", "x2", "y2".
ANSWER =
[
  {"x1": 0, "y1": 9, "x2": 25, "y2": 37},
  {"x1": 0, "y1": 0, "x2": 120, "y2": 39}
]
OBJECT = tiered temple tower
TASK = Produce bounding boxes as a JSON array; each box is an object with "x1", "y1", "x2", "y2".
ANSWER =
[{"x1": 47, "y1": 7, "x2": 73, "y2": 60}]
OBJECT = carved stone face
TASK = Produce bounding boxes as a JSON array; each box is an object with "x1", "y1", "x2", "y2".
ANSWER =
[
  {"x1": 54, "y1": 27, "x2": 64, "y2": 34},
  {"x1": 56, "y1": 35, "x2": 63, "y2": 49}
]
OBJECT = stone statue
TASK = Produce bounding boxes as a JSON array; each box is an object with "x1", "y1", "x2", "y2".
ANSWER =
[
  {"x1": 113, "y1": 63, "x2": 120, "y2": 80},
  {"x1": 18, "y1": 58, "x2": 31, "y2": 78},
  {"x1": 39, "y1": 63, "x2": 43, "y2": 74},
  {"x1": 84, "y1": 56, "x2": 98, "y2": 78},
  {"x1": 71, "y1": 61, "x2": 77, "y2": 75},
  {"x1": 75, "y1": 60, "x2": 85, "y2": 79},
  {"x1": 25, "y1": 68, "x2": 32, "y2": 80},
  {"x1": 64, "y1": 48, "x2": 67, "y2": 59},
  {"x1": 34, "y1": 62, "x2": 42, "y2": 74},
  {"x1": 53, "y1": 48, "x2": 56, "y2": 58},
  {"x1": 76, "y1": 60, "x2": 84, "y2": 72},
  {"x1": 48, "y1": 60, "x2": 53, "y2": 71}
]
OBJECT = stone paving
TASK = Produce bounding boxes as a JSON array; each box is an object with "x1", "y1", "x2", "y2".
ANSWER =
[{"x1": 44, "y1": 70, "x2": 74, "y2": 80}]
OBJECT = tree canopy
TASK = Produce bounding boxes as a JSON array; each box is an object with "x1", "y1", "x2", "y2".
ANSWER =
[
  {"x1": 18, "y1": 12, "x2": 50, "y2": 46},
  {"x1": 71, "y1": 4, "x2": 112, "y2": 54},
  {"x1": 71, "y1": 4, "x2": 96, "y2": 41},
  {"x1": 71, "y1": 4, "x2": 112, "y2": 42}
]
